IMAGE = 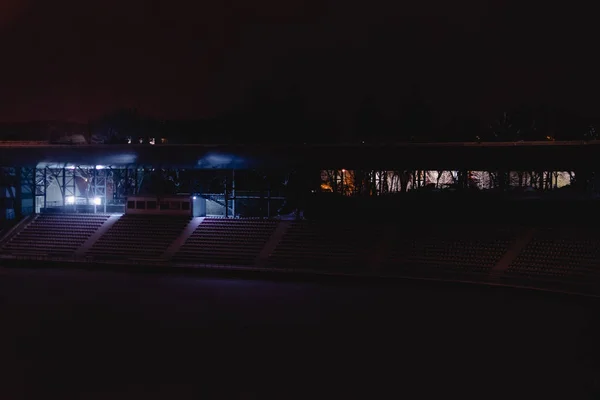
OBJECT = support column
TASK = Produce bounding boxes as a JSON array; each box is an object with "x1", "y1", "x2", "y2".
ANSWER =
[
  {"x1": 92, "y1": 167, "x2": 97, "y2": 212},
  {"x1": 231, "y1": 169, "x2": 236, "y2": 218},
  {"x1": 124, "y1": 167, "x2": 130, "y2": 197},
  {"x1": 32, "y1": 169, "x2": 37, "y2": 214},
  {"x1": 91, "y1": 167, "x2": 108, "y2": 213},
  {"x1": 63, "y1": 167, "x2": 75, "y2": 211},
  {"x1": 138, "y1": 167, "x2": 147, "y2": 195},
  {"x1": 0, "y1": 168, "x2": 8, "y2": 221},
  {"x1": 14, "y1": 168, "x2": 22, "y2": 218},
  {"x1": 0, "y1": 167, "x2": 18, "y2": 220},
  {"x1": 62, "y1": 167, "x2": 67, "y2": 206},
  {"x1": 224, "y1": 174, "x2": 229, "y2": 218},
  {"x1": 72, "y1": 168, "x2": 77, "y2": 211},
  {"x1": 44, "y1": 167, "x2": 48, "y2": 210},
  {"x1": 20, "y1": 168, "x2": 35, "y2": 216},
  {"x1": 34, "y1": 167, "x2": 48, "y2": 212}
]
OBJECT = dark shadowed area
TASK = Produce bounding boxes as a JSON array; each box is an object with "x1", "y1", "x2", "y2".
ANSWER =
[
  {"x1": 1, "y1": 0, "x2": 599, "y2": 132},
  {"x1": 1, "y1": 267, "x2": 600, "y2": 399}
]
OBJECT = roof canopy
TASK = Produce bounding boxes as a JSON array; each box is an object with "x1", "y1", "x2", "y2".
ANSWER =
[{"x1": 1, "y1": 141, "x2": 599, "y2": 171}]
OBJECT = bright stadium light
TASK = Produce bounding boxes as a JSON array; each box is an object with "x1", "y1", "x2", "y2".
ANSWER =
[
  {"x1": 93, "y1": 197, "x2": 102, "y2": 206},
  {"x1": 95, "y1": 165, "x2": 106, "y2": 170},
  {"x1": 192, "y1": 196, "x2": 197, "y2": 200},
  {"x1": 66, "y1": 196, "x2": 75, "y2": 204}
]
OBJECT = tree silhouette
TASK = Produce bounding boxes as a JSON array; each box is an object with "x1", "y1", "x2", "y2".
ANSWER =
[
  {"x1": 489, "y1": 111, "x2": 523, "y2": 141},
  {"x1": 91, "y1": 108, "x2": 148, "y2": 143},
  {"x1": 584, "y1": 125, "x2": 598, "y2": 141}
]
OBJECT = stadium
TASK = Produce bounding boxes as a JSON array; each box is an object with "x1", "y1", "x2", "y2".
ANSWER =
[
  {"x1": 6, "y1": 1, "x2": 600, "y2": 396},
  {"x1": 2, "y1": 140, "x2": 600, "y2": 296}
]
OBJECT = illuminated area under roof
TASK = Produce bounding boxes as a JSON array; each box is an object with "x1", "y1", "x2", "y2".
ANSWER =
[{"x1": 66, "y1": 196, "x2": 102, "y2": 206}]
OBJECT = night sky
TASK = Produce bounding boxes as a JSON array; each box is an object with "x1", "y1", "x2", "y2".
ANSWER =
[{"x1": 0, "y1": 0, "x2": 597, "y2": 125}]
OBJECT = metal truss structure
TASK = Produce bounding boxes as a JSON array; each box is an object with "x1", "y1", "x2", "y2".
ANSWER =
[
  {"x1": 0, "y1": 144, "x2": 597, "y2": 223},
  {"x1": 0, "y1": 164, "x2": 144, "y2": 219},
  {"x1": 0, "y1": 163, "x2": 289, "y2": 221}
]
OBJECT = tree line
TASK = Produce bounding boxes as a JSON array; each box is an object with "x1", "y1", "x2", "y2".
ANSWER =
[{"x1": 88, "y1": 102, "x2": 600, "y2": 145}]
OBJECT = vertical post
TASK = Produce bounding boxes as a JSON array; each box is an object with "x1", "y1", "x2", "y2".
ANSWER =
[
  {"x1": 231, "y1": 169, "x2": 236, "y2": 218},
  {"x1": 32, "y1": 168, "x2": 36, "y2": 214},
  {"x1": 62, "y1": 167, "x2": 67, "y2": 206},
  {"x1": 73, "y1": 168, "x2": 77, "y2": 212},
  {"x1": 103, "y1": 170, "x2": 107, "y2": 213},
  {"x1": 0, "y1": 168, "x2": 6, "y2": 222},
  {"x1": 93, "y1": 167, "x2": 97, "y2": 214},
  {"x1": 224, "y1": 174, "x2": 229, "y2": 218},
  {"x1": 124, "y1": 167, "x2": 129, "y2": 197},
  {"x1": 43, "y1": 167, "x2": 47, "y2": 210},
  {"x1": 15, "y1": 168, "x2": 22, "y2": 218},
  {"x1": 20, "y1": 168, "x2": 35, "y2": 216}
]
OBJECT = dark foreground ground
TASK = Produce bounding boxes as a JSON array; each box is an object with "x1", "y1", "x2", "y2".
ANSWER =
[{"x1": 1, "y1": 266, "x2": 600, "y2": 399}]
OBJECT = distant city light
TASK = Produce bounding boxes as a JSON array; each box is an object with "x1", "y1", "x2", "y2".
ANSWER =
[{"x1": 149, "y1": 138, "x2": 156, "y2": 145}]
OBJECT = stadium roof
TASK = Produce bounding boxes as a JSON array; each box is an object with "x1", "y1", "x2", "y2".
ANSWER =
[{"x1": 1, "y1": 141, "x2": 600, "y2": 170}]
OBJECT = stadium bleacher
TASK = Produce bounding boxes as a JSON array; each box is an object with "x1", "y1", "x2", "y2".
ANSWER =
[
  {"x1": 2, "y1": 211, "x2": 600, "y2": 294},
  {"x1": 507, "y1": 226, "x2": 600, "y2": 282},
  {"x1": 267, "y1": 220, "x2": 385, "y2": 271},
  {"x1": 1, "y1": 213, "x2": 109, "y2": 257},
  {"x1": 174, "y1": 218, "x2": 277, "y2": 266},
  {"x1": 381, "y1": 223, "x2": 518, "y2": 276},
  {"x1": 86, "y1": 214, "x2": 190, "y2": 260}
]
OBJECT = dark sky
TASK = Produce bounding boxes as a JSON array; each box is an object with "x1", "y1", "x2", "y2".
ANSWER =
[{"x1": 0, "y1": 0, "x2": 597, "y2": 124}]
